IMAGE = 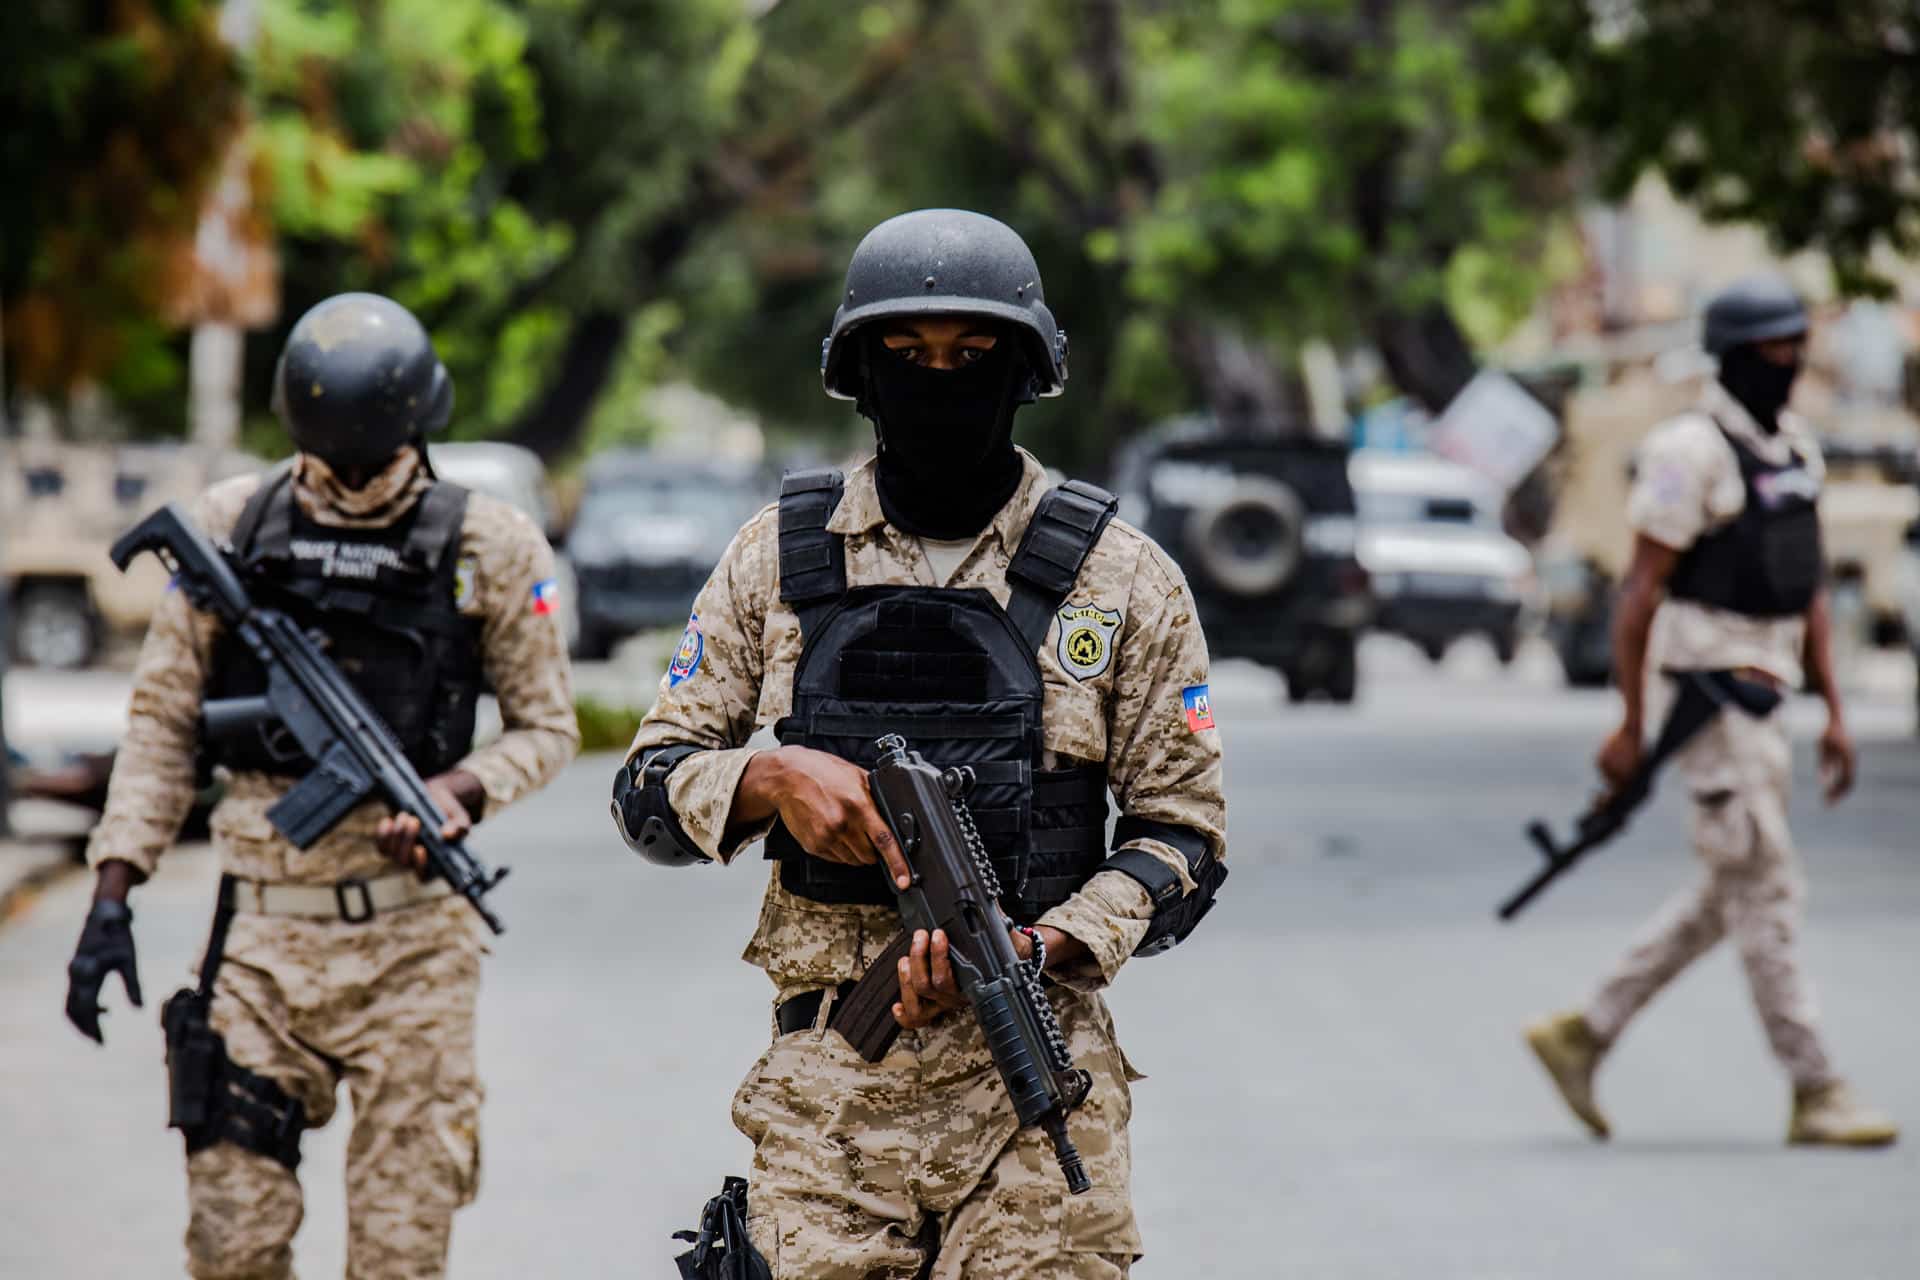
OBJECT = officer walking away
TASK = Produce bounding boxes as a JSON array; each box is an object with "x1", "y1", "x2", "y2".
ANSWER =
[
  {"x1": 63, "y1": 293, "x2": 581, "y2": 1278},
  {"x1": 1525, "y1": 275, "x2": 1897, "y2": 1148},
  {"x1": 614, "y1": 209, "x2": 1227, "y2": 1276}
]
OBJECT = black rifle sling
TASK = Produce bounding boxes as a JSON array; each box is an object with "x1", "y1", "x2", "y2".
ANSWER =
[
  {"x1": 195, "y1": 874, "x2": 241, "y2": 998},
  {"x1": 777, "y1": 469, "x2": 847, "y2": 637},
  {"x1": 1005, "y1": 480, "x2": 1119, "y2": 652},
  {"x1": 228, "y1": 460, "x2": 297, "y2": 558},
  {"x1": 1645, "y1": 668, "x2": 1783, "y2": 779}
]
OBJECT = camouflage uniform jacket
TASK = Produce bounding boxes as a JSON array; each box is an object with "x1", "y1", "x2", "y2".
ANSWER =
[
  {"x1": 86, "y1": 449, "x2": 581, "y2": 885},
  {"x1": 627, "y1": 449, "x2": 1226, "y2": 999}
]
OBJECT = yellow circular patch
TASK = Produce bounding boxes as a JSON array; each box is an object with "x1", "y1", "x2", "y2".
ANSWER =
[{"x1": 1064, "y1": 626, "x2": 1106, "y2": 670}]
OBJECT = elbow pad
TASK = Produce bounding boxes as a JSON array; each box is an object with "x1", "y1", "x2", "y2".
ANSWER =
[
  {"x1": 611, "y1": 744, "x2": 710, "y2": 866},
  {"x1": 1101, "y1": 817, "x2": 1227, "y2": 957}
]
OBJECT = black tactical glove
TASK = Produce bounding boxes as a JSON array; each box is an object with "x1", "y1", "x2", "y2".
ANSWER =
[{"x1": 66, "y1": 899, "x2": 143, "y2": 1044}]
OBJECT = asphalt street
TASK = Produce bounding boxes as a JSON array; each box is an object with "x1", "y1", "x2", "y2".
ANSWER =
[{"x1": 3, "y1": 639, "x2": 1917, "y2": 1277}]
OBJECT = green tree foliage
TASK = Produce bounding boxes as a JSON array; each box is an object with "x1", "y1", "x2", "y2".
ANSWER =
[
  {"x1": 1537, "y1": 0, "x2": 1920, "y2": 294},
  {"x1": 687, "y1": 0, "x2": 1577, "y2": 469},
  {"x1": 1, "y1": 0, "x2": 242, "y2": 423},
  {"x1": 243, "y1": 0, "x2": 570, "y2": 451},
  {"x1": 1122, "y1": 0, "x2": 1573, "y2": 412},
  {"x1": 10, "y1": 0, "x2": 1598, "y2": 468}
]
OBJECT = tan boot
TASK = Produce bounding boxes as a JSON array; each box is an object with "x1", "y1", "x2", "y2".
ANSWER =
[
  {"x1": 1525, "y1": 1011, "x2": 1610, "y2": 1139},
  {"x1": 1788, "y1": 1082, "x2": 1899, "y2": 1148}
]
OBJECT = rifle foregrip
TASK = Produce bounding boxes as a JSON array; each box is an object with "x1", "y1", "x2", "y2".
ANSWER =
[{"x1": 974, "y1": 979, "x2": 1054, "y2": 1127}]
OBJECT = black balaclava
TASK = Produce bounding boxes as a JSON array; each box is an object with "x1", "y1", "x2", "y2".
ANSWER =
[
  {"x1": 1718, "y1": 343, "x2": 1801, "y2": 433},
  {"x1": 863, "y1": 328, "x2": 1027, "y2": 539}
]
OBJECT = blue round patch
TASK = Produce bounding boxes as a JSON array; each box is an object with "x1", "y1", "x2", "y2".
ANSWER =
[{"x1": 667, "y1": 614, "x2": 704, "y2": 687}]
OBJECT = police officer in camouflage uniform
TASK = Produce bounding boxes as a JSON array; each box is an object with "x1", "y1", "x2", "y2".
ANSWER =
[
  {"x1": 1525, "y1": 275, "x2": 1897, "y2": 1148},
  {"x1": 63, "y1": 293, "x2": 581, "y2": 1277},
  {"x1": 615, "y1": 210, "x2": 1228, "y2": 1276}
]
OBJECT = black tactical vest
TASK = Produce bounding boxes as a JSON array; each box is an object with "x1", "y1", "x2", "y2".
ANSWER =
[
  {"x1": 206, "y1": 465, "x2": 485, "y2": 778},
  {"x1": 1667, "y1": 422, "x2": 1823, "y2": 619},
  {"x1": 764, "y1": 470, "x2": 1118, "y2": 921}
]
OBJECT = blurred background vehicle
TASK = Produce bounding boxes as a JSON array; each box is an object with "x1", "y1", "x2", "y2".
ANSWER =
[
  {"x1": 565, "y1": 452, "x2": 774, "y2": 660},
  {"x1": 1116, "y1": 420, "x2": 1372, "y2": 704},
  {"x1": 427, "y1": 442, "x2": 581, "y2": 654},
  {"x1": 2, "y1": 443, "x2": 262, "y2": 670},
  {"x1": 1351, "y1": 451, "x2": 1534, "y2": 665}
]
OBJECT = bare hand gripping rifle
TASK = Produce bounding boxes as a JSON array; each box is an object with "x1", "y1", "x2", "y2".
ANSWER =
[
  {"x1": 110, "y1": 502, "x2": 509, "y2": 933},
  {"x1": 831, "y1": 735, "x2": 1095, "y2": 1194},
  {"x1": 1498, "y1": 669, "x2": 1782, "y2": 921}
]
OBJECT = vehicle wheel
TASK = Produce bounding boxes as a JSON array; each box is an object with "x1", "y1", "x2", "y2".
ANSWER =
[
  {"x1": 12, "y1": 583, "x2": 97, "y2": 669},
  {"x1": 1284, "y1": 669, "x2": 1311, "y2": 703},
  {"x1": 1492, "y1": 630, "x2": 1519, "y2": 666},
  {"x1": 1183, "y1": 476, "x2": 1306, "y2": 598},
  {"x1": 1421, "y1": 639, "x2": 1447, "y2": 664},
  {"x1": 1325, "y1": 637, "x2": 1359, "y2": 704}
]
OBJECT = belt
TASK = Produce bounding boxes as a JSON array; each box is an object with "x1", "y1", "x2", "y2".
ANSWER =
[
  {"x1": 776, "y1": 981, "x2": 857, "y2": 1036},
  {"x1": 228, "y1": 873, "x2": 452, "y2": 924}
]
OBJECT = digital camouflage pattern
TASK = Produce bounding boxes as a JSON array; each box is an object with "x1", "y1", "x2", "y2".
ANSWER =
[
  {"x1": 185, "y1": 897, "x2": 486, "y2": 1279},
  {"x1": 627, "y1": 449, "x2": 1226, "y2": 1271},
  {"x1": 86, "y1": 448, "x2": 581, "y2": 884},
  {"x1": 85, "y1": 448, "x2": 576, "y2": 1279},
  {"x1": 1628, "y1": 380, "x2": 1826, "y2": 688},
  {"x1": 1585, "y1": 697, "x2": 1836, "y2": 1088},
  {"x1": 733, "y1": 985, "x2": 1141, "y2": 1278}
]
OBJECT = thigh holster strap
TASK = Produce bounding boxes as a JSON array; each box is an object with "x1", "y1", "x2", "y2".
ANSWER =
[{"x1": 164, "y1": 989, "x2": 307, "y2": 1172}]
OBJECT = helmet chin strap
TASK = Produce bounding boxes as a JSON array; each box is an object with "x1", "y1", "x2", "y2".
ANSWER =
[{"x1": 415, "y1": 436, "x2": 438, "y2": 480}]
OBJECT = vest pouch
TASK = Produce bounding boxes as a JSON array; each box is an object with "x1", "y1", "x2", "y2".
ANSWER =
[{"x1": 768, "y1": 695, "x2": 1038, "y2": 908}]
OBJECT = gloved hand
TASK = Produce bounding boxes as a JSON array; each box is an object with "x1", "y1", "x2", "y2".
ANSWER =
[{"x1": 66, "y1": 899, "x2": 142, "y2": 1044}]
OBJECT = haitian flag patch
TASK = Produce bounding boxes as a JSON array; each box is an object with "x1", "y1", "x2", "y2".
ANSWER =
[
  {"x1": 667, "y1": 613, "x2": 704, "y2": 687},
  {"x1": 1183, "y1": 684, "x2": 1215, "y2": 732},
  {"x1": 530, "y1": 578, "x2": 560, "y2": 615}
]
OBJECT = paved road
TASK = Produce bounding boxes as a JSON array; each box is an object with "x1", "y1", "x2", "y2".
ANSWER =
[{"x1": 3, "y1": 642, "x2": 1916, "y2": 1277}]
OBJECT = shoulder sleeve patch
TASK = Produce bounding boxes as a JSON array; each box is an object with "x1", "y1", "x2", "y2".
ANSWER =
[
  {"x1": 1183, "y1": 683, "x2": 1216, "y2": 732},
  {"x1": 666, "y1": 612, "x2": 705, "y2": 687}
]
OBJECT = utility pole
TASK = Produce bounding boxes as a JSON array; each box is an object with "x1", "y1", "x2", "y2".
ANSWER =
[
  {"x1": 183, "y1": 0, "x2": 275, "y2": 449},
  {"x1": 1, "y1": 300, "x2": 13, "y2": 836}
]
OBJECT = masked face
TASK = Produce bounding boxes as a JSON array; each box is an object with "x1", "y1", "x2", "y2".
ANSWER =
[
  {"x1": 862, "y1": 325, "x2": 1028, "y2": 538},
  {"x1": 1718, "y1": 342, "x2": 1802, "y2": 432}
]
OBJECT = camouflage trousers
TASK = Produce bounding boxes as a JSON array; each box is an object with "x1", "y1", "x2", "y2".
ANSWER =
[
  {"x1": 1585, "y1": 701, "x2": 1836, "y2": 1088},
  {"x1": 731, "y1": 985, "x2": 1143, "y2": 1278},
  {"x1": 184, "y1": 894, "x2": 486, "y2": 1279}
]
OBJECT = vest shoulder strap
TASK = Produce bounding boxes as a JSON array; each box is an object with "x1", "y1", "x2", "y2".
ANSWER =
[
  {"x1": 777, "y1": 468, "x2": 847, "y2": 635},
  {"x1": 1006, "y1": 479, "x2": 1118, "y2": 653},
  {"x1": 229, "y1": 460, "x2": 297, "y2": 558},
  {"x1": 403, "y1": 480, "x2": 470, "y2": 573}
]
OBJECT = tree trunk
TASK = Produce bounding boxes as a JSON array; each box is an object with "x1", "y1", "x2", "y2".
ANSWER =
[
  {"x1": 1370, "y1": 300, "x2": 1478, "y2": 415},
  {"x1": 502, "y1": 309, "x2": 629, "y2": 460}
]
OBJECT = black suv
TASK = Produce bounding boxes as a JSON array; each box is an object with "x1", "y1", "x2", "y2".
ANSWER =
[
  {"x1": 566, "y1": 452, "x2": 773, "y2": 660},
  {"x1": 1113, "y1": 423, "x2": 1372, "y2": 702}
]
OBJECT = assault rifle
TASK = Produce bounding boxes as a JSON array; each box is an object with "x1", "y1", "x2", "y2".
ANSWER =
[
  {"x1": 110, "y1": 503, "x2": 510, "y2": 933},
  {"x1": 1498, "y1": 669, "x2": 1781, "y2": 921},
  {"x1": 831, "y1": 735, "x2": 1094, "y2": 1194}
]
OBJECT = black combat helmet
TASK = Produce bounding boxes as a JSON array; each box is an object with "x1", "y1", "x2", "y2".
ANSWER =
[
  {"x1": 271, "y1": 293, "x2": 453, "y2": 470},
  {"x1": 1703, "y1": 274, "x2": 1809, "y2": 357},
  {"x1": 821, "y1": 209, "x2": 1068, "y2": 402}
]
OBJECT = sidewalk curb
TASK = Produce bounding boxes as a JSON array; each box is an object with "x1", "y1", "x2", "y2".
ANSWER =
[{"x1": 0, "y1": 838, "x2": 84, "y2": 926}]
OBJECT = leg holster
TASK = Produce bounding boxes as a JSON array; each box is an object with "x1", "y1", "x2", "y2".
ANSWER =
[{"x1": 164, "y1": 878, "x2": 307, "y2": 1171}]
